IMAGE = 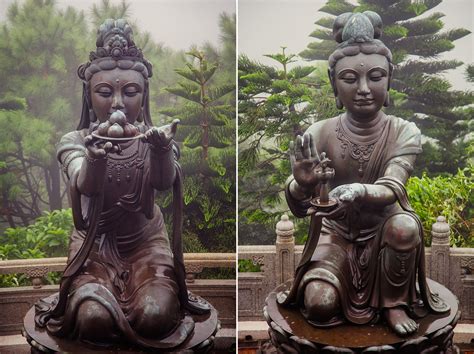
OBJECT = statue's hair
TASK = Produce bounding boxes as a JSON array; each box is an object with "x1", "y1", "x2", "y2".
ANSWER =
[
  {"x1": 328, "y1": 12, "x2": 393, "y2": 83},
  {"x1": 76, "y1": 19, "x2": 153, "y2": 129}
]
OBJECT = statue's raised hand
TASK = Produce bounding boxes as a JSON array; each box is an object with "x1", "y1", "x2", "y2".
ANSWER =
[
  {"x1": 290, "y1": 132, "x2": 322, "y2": 190},
  {"x1": 144, "y1": 119, "x2": 179, "y2": 149}
]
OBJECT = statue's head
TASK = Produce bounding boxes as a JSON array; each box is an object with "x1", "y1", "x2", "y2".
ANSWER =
[
  {"x1": 328, "y1": 12, "x2": 393, "y2": 120},
  {"x1": 77, "y1": 19, "x2": 153, "y2": 129}
]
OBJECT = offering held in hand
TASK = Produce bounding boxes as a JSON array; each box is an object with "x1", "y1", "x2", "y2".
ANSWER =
[{"x1": 96, "y1": 110, "x2": 139, "y2": 139}]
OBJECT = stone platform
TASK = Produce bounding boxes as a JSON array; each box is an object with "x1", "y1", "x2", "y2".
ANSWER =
[
  {"x1": 23, "y1": 293, "x2": 219, "y2": 353},
  {"x1": 264, "y1": 279, "x2": 460, "y2": 353}
]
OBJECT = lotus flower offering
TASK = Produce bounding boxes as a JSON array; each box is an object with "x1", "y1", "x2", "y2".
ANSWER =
[{"x1": 93, "y1": 111, "x2": 142, "y2": 140}]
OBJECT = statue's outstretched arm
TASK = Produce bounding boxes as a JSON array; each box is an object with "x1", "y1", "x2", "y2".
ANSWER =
[
  {"x1": 76, "y1": 136, "x2": 119, "y2": 196},
  {"x1": 329, "y1": 154, "x2": 416, "y2": 206},
  {"x1": 58, "y1": 133, "x2": 117, "y2": 197},
  {"x1": 145, "y1": 120, "x2": 179, "y2": 191}
]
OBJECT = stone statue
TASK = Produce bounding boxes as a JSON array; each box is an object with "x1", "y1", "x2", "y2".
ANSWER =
[
  {"x1": 278, "y1": 12, "x2": 450, "y2": 337},
  {"x1": 33, "y1": 19, "x2": 211, "y2": 350}
]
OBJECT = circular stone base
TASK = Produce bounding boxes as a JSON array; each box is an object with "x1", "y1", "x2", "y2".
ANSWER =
[
  {"x1": 264, "y1": 279, "x2": 460, "y2": 353},
  {"x1": 23, "y1": 293, "x2": 219, "y2": 353}
]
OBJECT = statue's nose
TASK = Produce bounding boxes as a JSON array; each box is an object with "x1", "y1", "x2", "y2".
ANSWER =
[
  {"x1": 357, "y1": 78, "x2": 370, "y2": 95},
  {"x1": 112, "y1": 93, "x2": 124, "y2": 110}
]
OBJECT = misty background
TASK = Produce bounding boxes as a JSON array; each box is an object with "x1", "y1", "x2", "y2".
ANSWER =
[
  {"x1": 0, "y1": 0, "x2": 236, "y2": 262},
  {"x1": 239, "y1": 0, "x2": 473, "y2": 90}
]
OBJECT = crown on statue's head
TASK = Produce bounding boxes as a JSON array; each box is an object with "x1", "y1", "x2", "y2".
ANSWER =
[
  {"x1": 90, "y1": 19, "x2": 144, "y2": 61},
  {"x1": 78, "y1": 18, "x2": 153, "y2": 81}
]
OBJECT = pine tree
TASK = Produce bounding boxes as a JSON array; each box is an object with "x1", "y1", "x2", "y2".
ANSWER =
[
  {"x1": 238, "y1": 48, "x2": 337, "y2": 244},
  {"x1": 300, "y1": 0, "x2": 474, "y2": 174},
  {"x1": 160, "y1": 49, "x2": 235, "y2": 252},
  {"x1": 90, "y1": 0, "x2": 131, "y2": 28},
  {"x1": 0, "y1": 0, "x2": 88, "y2": 226}
]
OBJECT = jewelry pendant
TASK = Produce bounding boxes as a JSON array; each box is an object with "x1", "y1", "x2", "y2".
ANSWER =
[{"x1": 358, "y1": 159, "x2": 364, "y2": 176}]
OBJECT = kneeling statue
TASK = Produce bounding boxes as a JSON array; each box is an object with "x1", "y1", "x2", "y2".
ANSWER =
[
  {"x1": 34, "y1": 19, "x2": 210, "y2": 350},
  {"x1": 278, "y1": 11, "x2": 449, "y2": 337}
]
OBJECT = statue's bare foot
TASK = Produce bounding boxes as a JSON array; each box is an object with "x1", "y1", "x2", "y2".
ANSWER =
[{"x1": 384, "y1": 307, "x2": 418, "y2": 336}]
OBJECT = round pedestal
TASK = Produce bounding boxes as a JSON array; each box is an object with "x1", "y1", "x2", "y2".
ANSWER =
[
  {"x1": 264, "y1": 279, "x2": 460, "y2": 354},
  {"x1": 23, "y1": 293, "x2": 219, "y2": 353}
]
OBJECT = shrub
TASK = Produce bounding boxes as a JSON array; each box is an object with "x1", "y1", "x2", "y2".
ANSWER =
[
  {"x1": 407, "y1": 165, "x2": 474, "y2": 247},
  {"x1": 0, "y1": 209, "x2": 72, "y2": 286}
]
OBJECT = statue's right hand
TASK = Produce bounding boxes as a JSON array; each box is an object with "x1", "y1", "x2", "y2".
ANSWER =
[
  {"x1": 84, "y1": 135, "x2": 120, "y2": 159},
  {"x1": 290, "y1": 132, "x2": 321, "y2": 189}
]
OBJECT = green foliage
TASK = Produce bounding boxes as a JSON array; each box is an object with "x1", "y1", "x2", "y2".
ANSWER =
[
  {"x1": 0, "y1": 209, "x2": 72, "y2": 260},
  {"x1": 160, "y1": 38, "x2": 235, "y2": 253},
  {"x1": 238, "y1": 49, "x2": 338, "y2": 244},
  {"x1": 407, "y1": 165, "x2": 474, "y2": 247},
  {"x1": 466, "y1": 64, "x2": 474, "y2": 83},
  {"x1": 0, "y1": 209, "x2": 72, "y2": 287},
  {"x1": 300, "y1": 0, "x2": 474, "y2": 175},
  {"x1": 182, "y1": 230, "x2": 207, "y2": 253},
  {"x1": 238, "y1": 259, "x2": 261, "y2": 272},
  {"x1": 197, "y1": 267, "x2": 235, "y2": 279},
  {"x1": 0, "y1": 0, "x2": 88, "y2": 221},
  {"x1": 90, "y1": 0, "x2": 131, "y2": 28}
]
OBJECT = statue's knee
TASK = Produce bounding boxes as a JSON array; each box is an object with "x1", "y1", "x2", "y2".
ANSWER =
[
  {"x1": 76, "y1": 300, "x2": 114, "y2": 342},
  {"x1": 304, "y1": 280, "x2": 340, "y2": 323},
  {"x1": 383, "y1": 214, "x2": 420, "y2": 251},
  {"x1": 133, "y1": 287, "x2": 180, "y2": 338}
]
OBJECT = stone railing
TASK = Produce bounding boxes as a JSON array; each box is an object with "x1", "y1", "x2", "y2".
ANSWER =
[
  {"x1": 0, "y1": 253, "x2": 236, "y2": 335},
  {"x1": 238, "y1": 215, "x2": 474, "y2": 322}
]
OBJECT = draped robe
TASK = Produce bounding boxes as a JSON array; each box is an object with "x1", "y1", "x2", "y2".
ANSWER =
[
  {"x1": 34, "y1": 128, "x2": 203, "y2": 349},
  {"x1": 279, "y1": 115, "x2": 449, "y2": 325}
]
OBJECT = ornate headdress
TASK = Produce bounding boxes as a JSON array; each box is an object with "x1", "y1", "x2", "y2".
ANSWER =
[
  {"x1": 328, "y1": 11, "x2": 392, "y2": 69},
  {"x1": 77, "y1": 19, "x2": 153, "y2": 81},
  {"x1": 76, "y1": 19, "x2": 153, "y2": 129}
]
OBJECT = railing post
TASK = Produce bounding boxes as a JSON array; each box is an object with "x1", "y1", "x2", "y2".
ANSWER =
[
  {"x1": 275, "y1": 214, "x2": 295, "y2": 285},
  {"x1": 430, "y1": 216, "x2": 451, "y2": 287}
]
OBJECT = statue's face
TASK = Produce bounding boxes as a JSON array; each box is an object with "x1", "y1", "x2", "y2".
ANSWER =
[
  {"x1": 90, "y1": 67, "x2": 145, "y2": 124},
  {"x1": 334, "y1": 52, "x2": 389, "y2": 120}
]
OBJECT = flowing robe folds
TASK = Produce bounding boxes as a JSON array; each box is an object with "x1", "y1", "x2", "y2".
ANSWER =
[
  {"x1": 35, "y1": 129, "x2": 197, "y2": 349},
  {"x1": 279, "y1": 115, "x2": 449, "y2": 326}
]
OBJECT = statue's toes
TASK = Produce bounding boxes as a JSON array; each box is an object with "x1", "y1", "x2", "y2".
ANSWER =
[
  {"x1": 405, "y1": 319, "x2": 418, "y2": 334},
  {"x1": 394, "y1": 323, "x2": 407, "y2": 336}
]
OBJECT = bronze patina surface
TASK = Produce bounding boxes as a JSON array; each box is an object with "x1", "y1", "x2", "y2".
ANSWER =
[
  {"x1": 279, "y1": 10, "x2": 455, "y2": 341},
  {"x1": 27, "y1": 19, "x2": 217, "y2": 351},
  {"x1": 266, "y1": 280, "x2": 459, "y2": 352},
  {"x1": 24, "y1": 294, "x2": 218, "y2": 353}
]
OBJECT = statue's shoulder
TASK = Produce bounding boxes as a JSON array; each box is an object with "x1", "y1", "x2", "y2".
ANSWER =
[
  {"x1": 386, "y1": 115, "x2": 422, "y2": 153},
  {"x1": 57, "y1": 130, "x2": 88, "y2": 154},
  {"x1": 58, "y1": 130, "x2": 87, "y2": 145},
  {"x1": 386, "y1": 115, "x2": 421, "y2": 136}
]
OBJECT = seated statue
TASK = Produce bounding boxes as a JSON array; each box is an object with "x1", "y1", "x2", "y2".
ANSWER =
[
  {"x1": 34, "y1": 19, "x2": 209, "y2": 349},
  {"x1": 278, "y1": 11, "x2": 449, "y2": 337}
]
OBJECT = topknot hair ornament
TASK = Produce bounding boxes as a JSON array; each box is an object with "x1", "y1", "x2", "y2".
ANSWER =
[
  {"x1": 333, "y1": 11, "x2": 383, "y2": 46},
  {"x1": 77, "y1": 19, "x2": 153, "y2": 81},
  {"x1": 328, "y1": 11, "x2": 392, "y2": 69}
]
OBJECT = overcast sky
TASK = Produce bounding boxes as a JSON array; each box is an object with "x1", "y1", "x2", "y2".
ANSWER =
[
  {"x1": 239, "y1": 0, "x2": 474, "y2": 91},
  {"x1": 0, "y1": 0, "x2": 235, "y2": 50}
]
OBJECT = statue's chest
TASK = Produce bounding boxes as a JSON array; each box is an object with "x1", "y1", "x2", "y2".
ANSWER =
[
  {"x1": 326, "y1": 122, "x2": 383, "y2": 185},
  {"x1": 103, "y1": 148, "x2": 146, "y2": 205}
]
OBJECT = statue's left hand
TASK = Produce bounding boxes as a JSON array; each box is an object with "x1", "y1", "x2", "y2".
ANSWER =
[
  {"x1": 329, "y1": 183, "x2": 365, "y2": 203},
  {"x1": 144, "y1": 119, "x2": 179, "y2": 149}
]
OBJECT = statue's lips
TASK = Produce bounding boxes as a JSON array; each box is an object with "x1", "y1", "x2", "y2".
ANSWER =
[{"x1": 353, "y1": 99, "x2": 374, "y2": 106}]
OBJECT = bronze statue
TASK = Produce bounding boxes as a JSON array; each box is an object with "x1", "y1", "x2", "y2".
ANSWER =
[
  {"x1": 34, "y1": 19, "x2": 210, "y2": 349},
  {"x1": 279, "y1": 12, "x2": 449, "y2": 337}
]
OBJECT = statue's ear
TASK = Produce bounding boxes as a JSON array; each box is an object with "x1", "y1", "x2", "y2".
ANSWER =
[
  {"x1": 387, "y1": 62, "x2": 394, "y2": 91},
  {"x1": 328, "y1": 68, "x2": 338, "y2": 97}
]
